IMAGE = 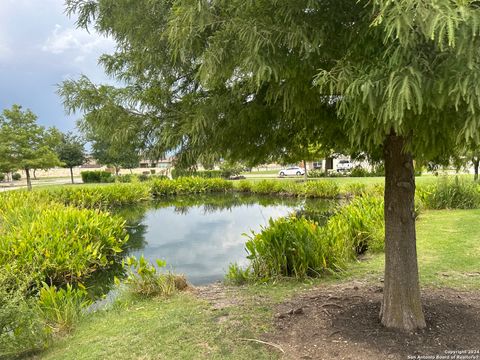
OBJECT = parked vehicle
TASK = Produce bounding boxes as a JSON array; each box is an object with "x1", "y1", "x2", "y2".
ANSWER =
[
  {"x1": 336, "y1": 160, "x2": 353, "y2": 172},
  {"x1": 278, "y1": 166, "x2": 305, "y2": 177}
]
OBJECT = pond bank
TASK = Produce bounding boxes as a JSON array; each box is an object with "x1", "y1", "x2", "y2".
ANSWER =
[{"x1": 36, "y1": 209, "x2": 480, "y2": 360}]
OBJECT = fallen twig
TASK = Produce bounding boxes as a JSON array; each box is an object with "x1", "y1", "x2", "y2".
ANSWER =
[
  {"x1": 240, "y1": 338, "x2": 285, "y2": 354},
  {"x1": 321, "y1": 303, "x2": 343, "y2": 309}
]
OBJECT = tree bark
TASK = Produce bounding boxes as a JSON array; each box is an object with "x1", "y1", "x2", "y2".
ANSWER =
[
  {"x1": 303, "y1": 160, "x2": 308, "y2": 181},
  {"x1": 473, "y1": 158, "x2": 479, "y2": 181},
  {"x1": 70, "y1": 167, "x2": 74, "y2": 184},
  {"x1": 381, "y1": 133, "x2": 426, "y2": 331},
  {"x1": 25, "y1": 168, "x2": 32, "y2": 191}
]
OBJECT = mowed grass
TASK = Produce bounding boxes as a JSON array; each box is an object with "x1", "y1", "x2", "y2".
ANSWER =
[
  {"x1": 37, "y1": 293, "x2": 277, "y2": 360},
  {"x1": 37, "y1": 209, "x2": 480, "y2": 360},
  {"x1": 345, "y1": 209, "x2": 480, "y2": 290}
]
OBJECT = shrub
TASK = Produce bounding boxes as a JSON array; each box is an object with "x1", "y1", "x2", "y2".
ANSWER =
[
  {"x1": 228, "y1": 195, "x2": 386, "y2": 283},
  {"x1": 219, "y1": 163, "x2": 244, "y2": 178},
  {"x1": 0, "y1": 193, "x2": 129, "y2": 286},
  {"x1": 307, "y1": 169, "x2": 326, "y2": 178},
  {"x1": 0, "y1": 267, "x2": 50, "y2": 358},
  {"x1": 417, "y1": 177, "x2": 480, "y2": 209},
  {"x1": 42, "y1": 183, "x2": 151, "y2": 209},
  {"x1": 115, "y1": 174, "x2": 134, "y2": 183},
  {"x1": 12, "y1": 173, "x2": 21, "y2": 181},
  {"x1": 81, "y1": 171, "x2": 114, "y2": 183},
  {"x1": 138, "y1": 174, "x2": 150, "y2": 182},
  {"x1": 234, "y1": 180, "x2": 253, "y2": 192},
  {"x1": 324, "y1": 196, "x2": 385, "y2": 254},
  {"x1": 150, "y1": 177, "x2": 233, "y2": 196},
  {"x1": 343, "y1": 183, "x2": 368, "y2": 196},
  {"x1": 349, "y1": 166, "x2": 370, "y2": 177},
  {"x1": 0, "y1": 172, "x2": 4, "y2": 181},
  {"x1": 225, "y1": 263, "x2": 252, "y2": 285},
  {"x1": 37, "y1": 283, "x2": 91, "y2": 333},
  {"x1": 123, "y1": 256, "x2": 187, "y2": 297},
  {"x1": 171, "y1": 169, "x2": 224, "y2": 179},
  {"x1": 241, "y1": 216, "x2": 339, "y2": 280},
  {"x1": 303, "y1": 181, "x2": 340, "y2": 198}
]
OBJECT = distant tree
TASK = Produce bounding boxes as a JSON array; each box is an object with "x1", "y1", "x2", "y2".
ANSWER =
[
  {"x1": 56, "y1": 132, "x2": 86, "y2": 183},
  {"x1": 87, "y1": 129, "x2": 140, "y2": 175},
  {"x1": 0, "y1": 105, "x2": 62, "y2": 190}
]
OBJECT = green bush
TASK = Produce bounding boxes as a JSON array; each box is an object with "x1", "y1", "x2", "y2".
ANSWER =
[
  {"x1": 81, "y1": 171, "x2": 114, "y2": 183},
  {"x1": 43, "y1": 183, "x2": 151, "y2": 209},
  {"x1": 227, "y1": 195, "x2": 385, "y2": 283},
  {"x1": 303, "y1": 181, "x2": 340, "y2": 198},
  {"x1": 307, "y1": 169, "x2": 326, "y2": 178},
  {"x1": 349, "y1": 166, "x2": 370, "y2": 177},
  {"x1": 241, "y1": 216, "x2": 341, "y2": 281},
  {"x1": 219, "y1": 163, "x2": 244, "y2": 178},
  {"x1": 150, "y1": 177, "x2": 233, "y2": 196},
  {"x1": 0, "y1": 172, "x2": 5, "y2": 181},
  {"x1": 324, "y1": 196, "x2": 385, "y2": 254},
  {"x1": 343, "y1": 183, "x2": 368, "y2": 196},
  {"x1": 349, "y1": 165, "x2": 385, "y2": 177},
  {"x1": 12, "y1": 172, "x2": 21, "y2": 181},
  {"x1": 115, "y1": 174, "x2": 135, "y2": 183},
  {"x1": 0, "y1": 267, "x2": 50, "y2": 358},
  {"x1": 171, "y1": 169, "x2": 224, "y2": 179},
  {"x1": 233, "y1": 179, "x2": 340, "y2": 198},
  {"x1": 0, "y1": 192, "x2": 129, "y2": 286},
  {"x1": 123, "y1": 256, "x2": 187, "y2": 297},
  {"x1": 417, "y1": 177, "x2": 480, "y2": 209},
  {"x1": 37, "y1": 282, "x2": 91, "y2": 333},
  {"x1": 225, "y1": 263, "x2": 252, "y2": 285}
]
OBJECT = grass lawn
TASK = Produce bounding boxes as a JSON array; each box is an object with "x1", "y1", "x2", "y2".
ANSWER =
[{"x1": 37, "y1": 209, "x2": 480, "y2": 360}]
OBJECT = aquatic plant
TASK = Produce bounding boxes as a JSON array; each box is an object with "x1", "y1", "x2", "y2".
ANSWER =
[{"x1": 123, "y1": 256, "x2": 188, "y2": 297}]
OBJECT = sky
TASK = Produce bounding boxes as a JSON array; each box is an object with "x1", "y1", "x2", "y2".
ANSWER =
[{"x1": 0, "y1": 0, "x2": 115, "y2": 132}]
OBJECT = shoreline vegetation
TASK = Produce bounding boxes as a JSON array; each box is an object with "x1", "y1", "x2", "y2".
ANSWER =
[{"x1": 0, "y1": 176, "x2": 479, "y2": 358}]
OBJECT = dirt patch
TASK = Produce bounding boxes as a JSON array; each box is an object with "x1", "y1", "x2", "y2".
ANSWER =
[
  {"x1": 265, "y1": 282, "x2": 480, "y2": 359},
  {"x1": 194, "y1": 282, "x2": 244, "y2": 310}
]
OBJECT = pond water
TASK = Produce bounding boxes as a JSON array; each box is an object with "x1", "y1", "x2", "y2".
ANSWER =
[{"x1": 116, "y1": 194, "x2": 332, "y2": 285}]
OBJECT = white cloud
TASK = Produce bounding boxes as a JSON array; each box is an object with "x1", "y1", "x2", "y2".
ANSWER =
[{"x1": 41, "y1": 24, "x2": 115, "y2": 55}]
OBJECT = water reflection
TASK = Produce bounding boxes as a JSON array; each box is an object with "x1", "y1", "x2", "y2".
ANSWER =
[{"x1": 116, "y1": 193, "x2": 332, "y2": 285}]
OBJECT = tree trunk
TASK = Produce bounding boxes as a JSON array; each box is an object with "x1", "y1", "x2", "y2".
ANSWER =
[
  {"x1": 70, "y1": 167, "x2": 74, "y2": 184},
  {"x1": 303, "y1": 160, "x2": 308, "y2": 181},
  {"x1": 33, "y1": 169, "x2": 37, "y2": 180},
  {"x1": 25, "y1": 168, "x2": 32, "y2": 191},
  {"x1": 115, "y1": 167, "x2": 120, "y2": 176},
  {"x1": 381, "y1": 133, "x2": 426, "y2": 331},
  {"x1": 473, "y1": 158, "x2": 479, "y2": 181}
]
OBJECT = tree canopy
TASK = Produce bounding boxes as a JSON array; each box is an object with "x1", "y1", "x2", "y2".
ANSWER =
[
  {"x1": 61, "y1": 0, "x2": 480, "y2": 331},
  {"x1": 0, "y1": 105, "x2": 61, "y2": 189},
  {"x1": 56, "y1": 132, "x2": 86, "y2": 183}
]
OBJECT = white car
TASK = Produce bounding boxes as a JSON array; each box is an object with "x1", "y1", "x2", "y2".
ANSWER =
[
  {"x1": 278, "y1": 166, "x2": 305, "y2": 177},
  {"x1": 336, "y1": 160, "x2": 353, "y2": 172}
]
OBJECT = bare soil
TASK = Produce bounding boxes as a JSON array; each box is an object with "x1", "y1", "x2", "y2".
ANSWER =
[{"x1": 265, "y1": 282, "x2": 480, "y2": 360}]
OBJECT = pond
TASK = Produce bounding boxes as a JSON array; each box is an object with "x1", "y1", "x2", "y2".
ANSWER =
[{"x1": 116, "y1": 193, "x2": 332, "y2": 285}]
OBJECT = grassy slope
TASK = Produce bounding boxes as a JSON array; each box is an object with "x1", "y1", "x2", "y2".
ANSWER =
[{"x1": 39, "y1": 209, "x2": 480, "y2": 360}]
